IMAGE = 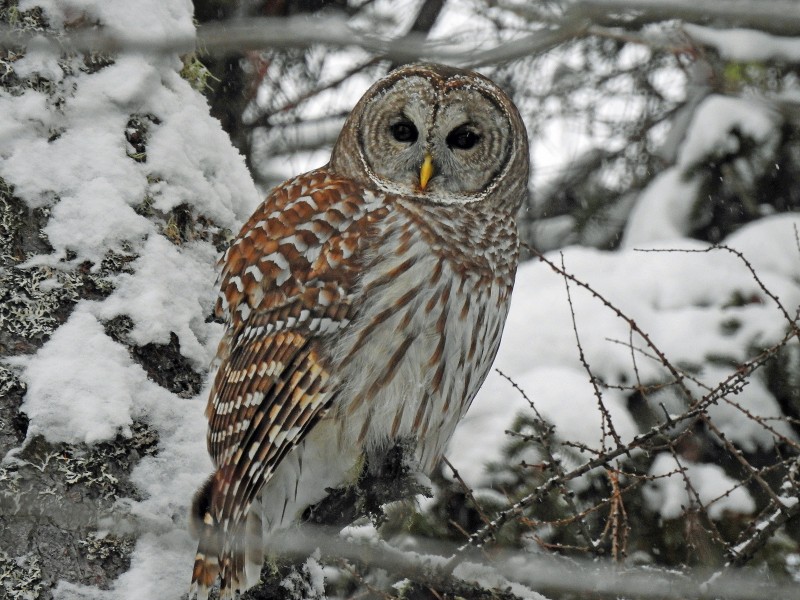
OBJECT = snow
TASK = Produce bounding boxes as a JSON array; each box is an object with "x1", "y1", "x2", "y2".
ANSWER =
[
  {"x1": 0, "y1": 42, "x2": 256, "y2": 264},
  {"x1": 725, "y1": 213, "x2": 800, "y2": 279},
  {"x1": 95, "y1": 236, "x2": 222, "y2": 367},
  {"x1": 513, "y1": 367, "x2": 637, "y2": 449},
  {"x1": 621, "y1": 169, "x2": 701, "y2": 247},
  {"x1": 677, "y1": 95, "x2": 778, "y2": 170},
  {"x1": 12, "y1": 306, "x2": 140, "y2": 444},
  {"x1": 11, "y1": 40, "x2": 64, "y2": 81},
  {"x1": 10, "y1": 298, "x2": 213, "y2": 599},
  {"x1": 685, "y1": 24, "x2": 800, "y2": 62},
  {"x1": 643, "y1": 453, "x2": 755, "y2": 520},
  {"x1": 44, "y1": 180, "x2": 154, "y2": 267},
  {"x1": 144, "y1": 70, "x2": 260, "y2": 223},
  {"x1": 1, "y1": 108, "x2": 146, "y2": 213},
  {"x1": 19, "y1": 0, "x2": 196, "y2": 40},
  {"x1": 685, "y1": 364, "x2": 794, "y2": 453},
  {"x1": 109, "y1": 389, "x2": 212, "y2": 600},
  {"x1": 450, "y1": 365, "x2": 638, "y2": 484},
  {"x1": 623, "y1": 94, "x2": 778, "y2": 248},
  {"x1": 303, "y1": 553, "x2": 327, "y2": 598}
]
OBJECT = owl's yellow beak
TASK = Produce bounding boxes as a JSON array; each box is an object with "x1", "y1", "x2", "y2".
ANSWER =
[{"x1": 419, "y1": 153, "x2": 434, "y2": 191}]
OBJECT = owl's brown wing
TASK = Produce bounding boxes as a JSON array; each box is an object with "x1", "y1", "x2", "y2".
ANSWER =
[
  {"x1": 192, "y1": 318, "x2": 334, "y2": 594},
  {"x1": 204, "y1": 168, "x2": 390, "y2": 528}
]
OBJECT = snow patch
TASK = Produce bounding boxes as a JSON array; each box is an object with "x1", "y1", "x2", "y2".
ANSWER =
[
  {"x1": 643, "y1": 454, "x2": 756, "y2": 520},
  {"x1": 685, "y1": 24, "x2": 800, "y2": 62},
  {"x1": 95, "y1": 236, "x2": 222, "y2": 367},
  {"x1": 622, "y1": 169, "x2": 701, "y2": 247},
  {"x1": 622, "y1": 94, "x2": 778, "y2": 248},
  {"x1": 14, "y1": 305, "x2": 140, "y2": 444},
  {"x1": 678, "y1": 95, "x2": 778, "y2": 170},
  {"x1": 44, "y1": 180, "x2": 153, "y2": 267}
]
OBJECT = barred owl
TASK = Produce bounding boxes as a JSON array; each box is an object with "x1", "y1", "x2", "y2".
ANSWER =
[{"x1": 190, "y1": 63, "x2": 529, "y2": 598}]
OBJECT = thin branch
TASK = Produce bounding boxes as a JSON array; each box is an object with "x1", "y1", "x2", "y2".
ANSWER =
[
  {"x1": 530, "y1": 245, "x2": 695, "y2": 402},
  {"x1": 570, "y1": 0, "x2": 800, "y2": 37},
  {"x1": 448, "y1": 402, "x2": 708, "y2": 560},
  {"x1": 495, "y1": 368, "x2": 600, "y2": 552},
  {"x1": 269, "y1": 525, "x2": 800, "y2": 600},
  {"x1": 667, "y1": 444, "x2": 730, "y2": 551},
  {"x1": 703, "y1": 416, "x2": 787, "y2": 510},
  {"x1": 3, "y1": 0, "x2": 799, "y2": 68},
  {"x1": 726, "y1": 493, "x2": 800, "y2": 567},
  {"x1": 442, "y1": 456, "x2": 492, "y2": 527},
  {"x1": 725, "y1": 459, "x2": 800, "y2": 567},
  {"x1": 560, "y1": 252, "x2": 624, "y2": 451},
  {"x1": 0, "y1": 16, "x2": 588, "y2": 68},
  {"x1": 635, "y1": 245, "x2": 800, "y2": 339},
  {"x1": 253, "y1": 59, "x2": 378, "y2": 127}
]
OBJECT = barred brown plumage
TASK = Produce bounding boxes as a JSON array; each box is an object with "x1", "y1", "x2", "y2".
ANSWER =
[{"x1": 190, "y1": 63, "x2": 529, "y2": 599}]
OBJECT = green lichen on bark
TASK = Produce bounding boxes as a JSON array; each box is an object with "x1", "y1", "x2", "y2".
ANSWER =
[
  {"x1": 0, "y1": 424, "x2": 159, "y2": 596},
  {"x1": 0, "y1": 552, "x2": 44, "y2": 599}
]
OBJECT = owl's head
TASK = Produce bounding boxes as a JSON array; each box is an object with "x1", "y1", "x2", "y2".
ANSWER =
[{"x1": 331, "y1": 63, "x2": 529, "y2": 209}]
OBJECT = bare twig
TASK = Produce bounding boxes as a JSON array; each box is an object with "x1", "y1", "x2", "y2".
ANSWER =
[
  {"x1": 452, "y1": 244, "x2": 797, "y2": 559},
  {"x1": 495, "y1": 368, "x2": 600, "y2": 552},
  {"x1": 560, "y1": 252, "x2": 624, "y2": 451},
  {"x1": 727, "y1": 492, "x2": 800, "y2": 567},
  {"x1": 442, "y1": 456, "x2": 492, "y2": 527},
  {"x1": 529, "y1": 245, "x2": 695, "y2": 402}
]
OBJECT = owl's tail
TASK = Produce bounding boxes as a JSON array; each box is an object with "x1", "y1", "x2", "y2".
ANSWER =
[
  {"x1": 189, "y1": 477, "x2": 254, "y2": 599},
  {"x1": 190, "y1": 525, "x2": 220, "y2": 600},
  {"x1": 190, "y1": 516, "x2": 251, "y2": 599}
]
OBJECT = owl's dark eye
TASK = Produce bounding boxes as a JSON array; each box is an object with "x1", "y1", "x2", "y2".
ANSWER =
[
  {"x1": 390, "y1": 120, "x2": 418, "y2": 143},
  {"x1": 447, "y1": 126, "x2": 480, "y2": 150}
]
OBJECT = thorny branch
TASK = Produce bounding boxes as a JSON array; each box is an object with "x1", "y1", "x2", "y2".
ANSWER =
[
  {"x1": 560, "y1": 252, "x2": 624, "y2": 452},
  {"x1": 445, "y1": 245, "x2": 799, "y2": 572},
  {"x1": 495, "y1": 368, "x2": 599, "y2": 553}
]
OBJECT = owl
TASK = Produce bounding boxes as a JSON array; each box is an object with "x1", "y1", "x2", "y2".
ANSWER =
[{"x1": 190, "y1": 63, "x2": 529, "y2": 598}]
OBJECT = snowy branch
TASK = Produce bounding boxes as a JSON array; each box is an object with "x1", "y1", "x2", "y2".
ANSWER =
[
  {"x1": 449, "y1": 245, "x2": 800, "y2": 562},
  {"x1": 571, "y1": 0, "x2": 800, "y2": 37},
  {"x1": 0, "y1": 16, "x2": 586, "y2": 67},
  {"x1": 267, "y1": 526, "x2": 800, "y2": 600},
  {"x1": 3, "y1": 0, "x2": 799, "y2": 66}
]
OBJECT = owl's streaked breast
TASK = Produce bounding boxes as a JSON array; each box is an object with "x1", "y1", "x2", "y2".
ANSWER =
[
  {"x1": 328, "y1": 199, "x2": 518, "y2": 472},
  {"x1": 242, "y1": 194, "x2": 517, "y2": 539}
]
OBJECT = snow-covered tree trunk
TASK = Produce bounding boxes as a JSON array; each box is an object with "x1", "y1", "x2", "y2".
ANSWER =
[{"x1": 0, "y1": 2, "x2": 259, "y2": 597}]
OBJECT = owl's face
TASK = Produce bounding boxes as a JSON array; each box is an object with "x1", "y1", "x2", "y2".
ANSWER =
[{"x1": 331, "y1": 64, "x2": 529, "y2": 206}]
